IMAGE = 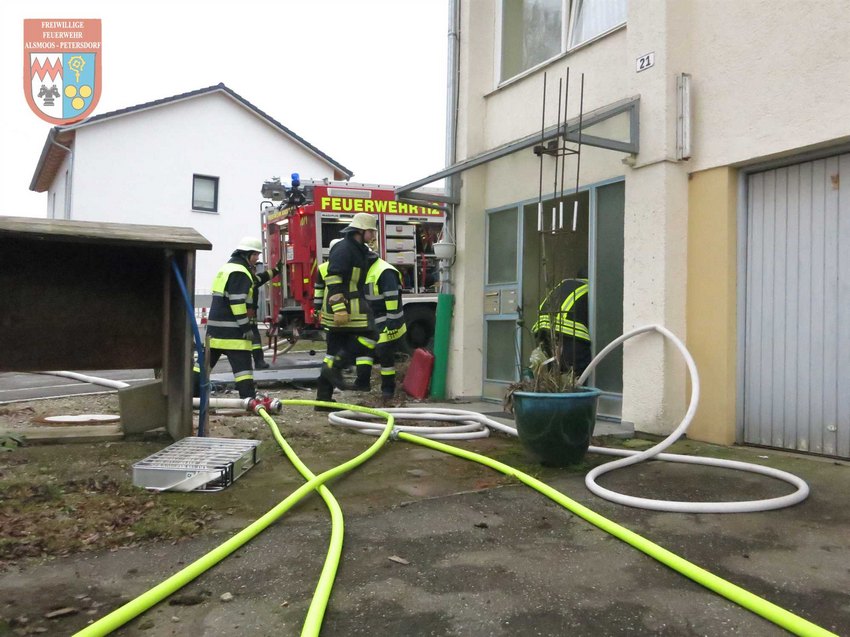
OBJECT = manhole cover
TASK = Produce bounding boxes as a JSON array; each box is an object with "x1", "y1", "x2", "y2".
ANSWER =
[{"x1": 36, "y1": 414, "x2": 121, "y2": 426}]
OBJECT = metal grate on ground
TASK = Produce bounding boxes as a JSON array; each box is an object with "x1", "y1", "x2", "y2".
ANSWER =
[{"x1": 133, "y1": 437, "x2": 262, "y2": 492}]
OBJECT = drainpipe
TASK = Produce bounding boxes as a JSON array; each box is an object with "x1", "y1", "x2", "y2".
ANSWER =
[
  {"x1": 50, "y1": 131, "x2": 73, "y2": 219},
  {"x1": 430, "y1": 0, "x2": 461, "y2": 401},
  {"x1": 444, "y1": 0, "x2": 461, "y2": 277}
]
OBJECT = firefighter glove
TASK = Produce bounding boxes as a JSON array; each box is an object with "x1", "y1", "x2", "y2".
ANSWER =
[
  {"x1": 272, "y1": 259, "x2": 284, "y2": 275},
  {"x1": 333, "y1": 310, "x2": 350, "y2": 327}
]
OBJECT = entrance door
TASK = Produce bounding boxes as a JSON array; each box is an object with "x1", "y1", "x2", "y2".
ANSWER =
[
  {"x1": 483, "y1": 181, "x2": 625, "y2": 409},
  {"x1": 743, "y1": 154, "x2": 850, "y2": 457},
  {"x1": 482, "y1": 206, "x2": 521, "y2": 400}
]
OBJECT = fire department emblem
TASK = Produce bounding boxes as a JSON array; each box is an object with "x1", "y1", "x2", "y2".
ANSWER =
[{"x1": 24, "y1": 19, "x2": 102, "y2": 125}]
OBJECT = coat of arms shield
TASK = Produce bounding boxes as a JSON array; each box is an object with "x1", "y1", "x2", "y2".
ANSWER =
[{"x1": 24, "y1": 19, "x2": 102, "y2": 125}]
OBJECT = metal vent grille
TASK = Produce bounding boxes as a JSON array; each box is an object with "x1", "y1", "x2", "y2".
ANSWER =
[{"x1": 133, "y1": 437, "x2": 261, "y2": 492}]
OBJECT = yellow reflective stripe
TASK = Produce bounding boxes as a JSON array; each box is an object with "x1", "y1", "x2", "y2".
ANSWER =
[
  {"x1": 212, "y1": 263, "x2": 252, "y2": 293},
  {"x1": 234, "y1": 372, "x2": 254, "y2": 382},
  {"x1": 380, "y1": 369, "x2": 395, "y2": 376},
  {"x1": 209, "y1": 337, "x2": 253, "y2": 350},
  {"x1": 561, "y1": 284, "x2": 589, "y2": 313},
  {"x1": 350, "y1": 267, "x2": 360, "y2": 293},
  {"x1": 357, "y1": 336, "x2": 376, "y2": 349},
  {"x1": 386, "y1": 300, "x2": 399, "y2": 311},
  {"x1": 551, "y1": 320, "x2": 591, "y2": 341},
  {"x1": 326, "y1": 275, "x2": 343, "y2": 285},
  {"x1": 231, "y1": 303, "x2": 248, "y2": 315},
  {"x1": 323, "y1": 355, "x2": 334, "y2": 365}
]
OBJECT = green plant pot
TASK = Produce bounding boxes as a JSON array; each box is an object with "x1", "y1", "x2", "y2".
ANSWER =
[{"x1": 512, "y1": 388, "x2": 601, "y2": 466}]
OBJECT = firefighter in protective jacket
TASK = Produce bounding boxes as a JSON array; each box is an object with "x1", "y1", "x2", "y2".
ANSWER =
[
  {"x1": 195, "y1": 237, "x2": 264, "y2": 399},
  {"x1": 531, "y1": 272, "x2": 591, "y2": 376},
  {"x1": 316, "y1": 213, "x2": 378, "y2": 406},
  {"x1": 248, "y1": 258, "x2": 283, "y2": 369},
  {"x1": 364, "y1": 250, "x2": 407, "y2": 400}
]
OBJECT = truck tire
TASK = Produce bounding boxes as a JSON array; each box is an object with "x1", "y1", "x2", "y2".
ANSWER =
[{"x1": 404, "y1": 305, "x2": 436, "y2": 350}]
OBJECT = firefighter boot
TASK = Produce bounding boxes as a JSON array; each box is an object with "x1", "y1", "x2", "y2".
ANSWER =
[
  {"x1": 353, "y1": 365, "x2": 372, "y2": 392},
  {"x1": 380, "y1": 373, "x2": 395, "y2": 405},
  {"x1": 314, "y1": 376, "x2": 340, "y2": 412},
  {"x1": 320, "y1": 357, "x2": 350, "y2": 391},
  {"x1": 254, "y1": 353, "x2": 270, "y2": 369}
]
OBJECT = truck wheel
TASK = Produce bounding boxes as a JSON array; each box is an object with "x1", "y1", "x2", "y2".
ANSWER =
[{"x1": 404, "y1": 305, "x2": 436, "y2": 350}]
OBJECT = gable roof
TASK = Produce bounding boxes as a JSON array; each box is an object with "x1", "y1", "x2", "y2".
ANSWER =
[{"x1": 30, "y1": 82, "x2": 353, "y2": 192}]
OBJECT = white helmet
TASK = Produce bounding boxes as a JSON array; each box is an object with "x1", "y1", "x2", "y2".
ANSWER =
[
  {"x1": 236, "y1": 236, "x2": 263, "y2": 253},
  {"x1": 329, "y1": 238, "x2": 343, "y2": 250},
  {"x1": 342, "y1": 212, "x2": 378, "y2": 233}
]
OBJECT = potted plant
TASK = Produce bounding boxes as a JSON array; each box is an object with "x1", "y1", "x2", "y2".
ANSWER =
[{"x1": 504, "y1": 302, "x2": 601, "y2": 467}]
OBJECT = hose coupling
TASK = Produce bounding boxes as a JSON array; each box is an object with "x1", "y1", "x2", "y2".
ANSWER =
[{"x1": 247, "y1": 394, "x2": 282, "y2": 414}]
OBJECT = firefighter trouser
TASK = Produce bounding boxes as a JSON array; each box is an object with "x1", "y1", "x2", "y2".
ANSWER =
[
  {"x1": 539, "y1": 332, "x2": 592, "y2": 377},
  {"x1": 193, "y1": 348, "x2": 255, "y2": 399},
  {"x1": 316, "y1": 329, "x2": 376, "y2": 401},
  {"x1": 249, "y1": 320, "x2": 264, "y2": 365}
]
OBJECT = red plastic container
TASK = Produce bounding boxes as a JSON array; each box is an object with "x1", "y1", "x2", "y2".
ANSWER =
[{"x1": 402, "y1": 348, "x2": 435, "y2": 399}]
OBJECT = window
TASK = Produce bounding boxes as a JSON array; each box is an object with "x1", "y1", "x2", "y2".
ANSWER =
[
  {"x1": 192, "y1": 174, "x2": 219, "y2": 212},
  {"x1": 499, "y1": 0, "x2": 627, "y2": 83},
  {"x1": 569, "y1": 0, "x2": 627, "y2": 48},
  {"x1": 487, "y1": 208, "x2": 518, "y2": 284}
]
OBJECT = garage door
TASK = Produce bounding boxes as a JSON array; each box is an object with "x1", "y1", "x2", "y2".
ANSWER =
[{"x1": 743, "y1": 154, "x2": 850, "y2": 457}]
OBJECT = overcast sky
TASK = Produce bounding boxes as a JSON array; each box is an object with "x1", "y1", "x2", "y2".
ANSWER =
[{"x1": 0, "y1": 0, "x2": 448, "y2": 219}]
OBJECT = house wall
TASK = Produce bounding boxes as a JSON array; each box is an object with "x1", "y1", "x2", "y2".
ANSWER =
[
  {"x1": 47, "y1": 153, "x2": 71, "y2": 219},
  {"x1": 686, "y1": 166, "x2": 738, "y2": 445},
  {"x1": 64, "y1": 92, "x2": 336, "y2": 290},
  {"x1": 685, "y1": 0, "x2": 850, "y2": 172},
  {"x1": 451, "y1": 0, "x2": 850, "y2": 442}
]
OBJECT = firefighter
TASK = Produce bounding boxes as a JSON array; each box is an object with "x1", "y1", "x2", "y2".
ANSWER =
[
  {"x1": 313, "y1": 239, "x2": 343, "y2": 325},
  {"x1": 248, "y1": 257, "x2": 284, "y2": 369},
  {"x1": 195, "y1": 237, "x2": 264, "y2": 399},
  {"x1": 531, "y1": 269, "x2": 591, "y2": 376},
  {"x1": 364, "y1": 250, "x2": 408, "y2": 402},
  {"x1": 316, "y1": 213, "x2": 378, "y2": 408}
]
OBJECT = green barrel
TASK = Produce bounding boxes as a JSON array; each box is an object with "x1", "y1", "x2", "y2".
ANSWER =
[{"x1": 512, "y1": 388, "x2": 601, "y2": 466}]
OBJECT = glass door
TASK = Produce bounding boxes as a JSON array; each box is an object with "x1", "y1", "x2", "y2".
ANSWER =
[
  {"x1": 482, "y1": 206, "x2": 521, "y2": 400},
  {"x1": 591, "y1": 180, "x2": 625, "y2": 418}
]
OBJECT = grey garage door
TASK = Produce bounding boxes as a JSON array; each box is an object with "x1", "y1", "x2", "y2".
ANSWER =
[{"x1": 743, "y1": 154, "x2": 850, "y2": 457}]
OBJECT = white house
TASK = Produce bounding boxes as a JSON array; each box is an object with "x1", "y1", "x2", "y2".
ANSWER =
[
  {"x1": 401, "y1": 0, "x2": 850, "y2": 459},
  {"x1": 30, "y1": 83, "x2": 352, "y2": 294}
]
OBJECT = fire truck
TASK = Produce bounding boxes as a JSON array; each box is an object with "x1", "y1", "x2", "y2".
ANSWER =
[{"x1": 260, "y1": 176, "x2": 446, "y2": 349}]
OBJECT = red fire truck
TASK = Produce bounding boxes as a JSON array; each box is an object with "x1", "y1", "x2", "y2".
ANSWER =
[{"x1": 260, "y1": 177, "x2": 446, "y2": 349}]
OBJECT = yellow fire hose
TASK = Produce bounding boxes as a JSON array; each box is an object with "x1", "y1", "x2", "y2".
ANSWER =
[
  {"x1": 74, "y1": 401, "x2": 394, "y2": 637},
  {"x1": 76, "y1": 400, "x2": 835, "y2": 637},
  {"x1": 397, "y1": 432, "x2": 836, "y2": 637}
]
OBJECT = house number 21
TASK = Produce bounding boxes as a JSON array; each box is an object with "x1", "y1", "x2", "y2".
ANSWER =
[{"x1": 636, "y1": 52, "x2": 655, "y2": 73}]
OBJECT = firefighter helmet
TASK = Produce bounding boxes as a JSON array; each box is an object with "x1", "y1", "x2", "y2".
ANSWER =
[
  {"x1": 342, "y1": 213, "x2": 378, "y2": 233},
  {"x1": 236, "y1": 236, "x2": 263, "y2": 253}
]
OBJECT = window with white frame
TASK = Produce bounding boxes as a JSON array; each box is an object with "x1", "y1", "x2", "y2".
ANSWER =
[
  {"x1": 192, "y1": 174, "x2": 219, "y2": 212},
  {"x1": 500, "y1": 0, "x2": 627, "y2": 83}
]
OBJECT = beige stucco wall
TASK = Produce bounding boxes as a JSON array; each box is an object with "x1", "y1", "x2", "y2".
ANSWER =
[
  {"x1": 685, "y1": 0, "x2": 850, "y2": 172},
  {"x1": 618, "y1": 1, "x2": 691, "y2": 434},
  {"x1": 686, "y1": 166, "x2": 738, "y2": 445},
  {"x1": 449, "y1": 0, "x2": 850, "y2": 440}
]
